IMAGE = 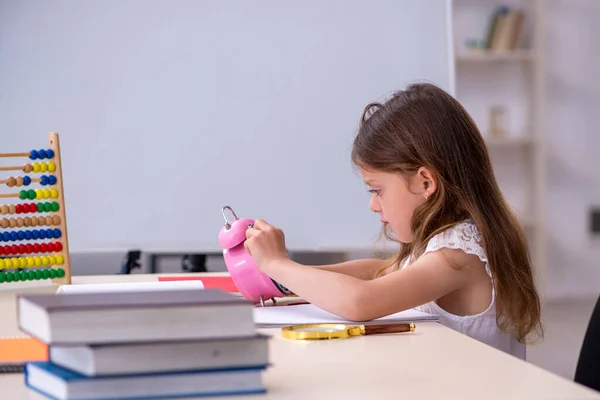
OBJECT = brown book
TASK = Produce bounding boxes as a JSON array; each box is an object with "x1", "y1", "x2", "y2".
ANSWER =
[
  {"x1": 492, "y1": 10, "x2": 523, "y2": 52},
  {"x1": 17, "y1": 289, "x2": 255, "y2": 345},
  {"x1": 509, "y1": 11, "x2": 525, "y2": 50}
]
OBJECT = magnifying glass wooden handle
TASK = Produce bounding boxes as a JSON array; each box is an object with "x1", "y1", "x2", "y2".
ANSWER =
[{"x1": 362, "y1": 323, "x2": 415, "y2": 335}]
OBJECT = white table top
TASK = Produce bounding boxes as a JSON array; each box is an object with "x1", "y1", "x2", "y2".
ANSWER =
[{"x1": 1, "y1": 273, "x2": 598, "y2": 400}]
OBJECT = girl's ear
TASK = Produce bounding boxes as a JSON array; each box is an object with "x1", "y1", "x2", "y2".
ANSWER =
[{"x1": 417, "y1": 167, "x2": 437, "y2": 198}]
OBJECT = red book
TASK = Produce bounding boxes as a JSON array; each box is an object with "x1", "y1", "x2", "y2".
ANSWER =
[{"x1": 158, "y1": 276, "x2": 238, "y2": 293}]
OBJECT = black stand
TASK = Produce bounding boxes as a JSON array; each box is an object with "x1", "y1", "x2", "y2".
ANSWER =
[
  {"x1": 119, "y1": 250, "x2": 141, "y2": 274},
  {"x1": 181, "y1": 254, "x2": 207, "y2": 273},
  {"x1": 147, "y1": 252, "x2": 211, "y2": 274}
]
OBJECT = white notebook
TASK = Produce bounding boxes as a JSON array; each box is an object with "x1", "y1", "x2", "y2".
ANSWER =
[
  {"x1": 253, "y1": 303, "x2": 439, "y2": 327},
  {"x1": 56, "y1": 280, "x2": 204, "y2": 294}
]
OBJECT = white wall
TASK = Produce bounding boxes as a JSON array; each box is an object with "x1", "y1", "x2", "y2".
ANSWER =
[
  {"x1": 0, "y1": 0, "x2": 453, "y2": 253},
  {"x1": 545, "y1": 0, "x2": 600, "y2": 299}
]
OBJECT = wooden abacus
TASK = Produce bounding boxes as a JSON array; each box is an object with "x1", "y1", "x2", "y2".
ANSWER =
[{"x1": 0, "y1": 132, "x2": 71, "y2": 285}]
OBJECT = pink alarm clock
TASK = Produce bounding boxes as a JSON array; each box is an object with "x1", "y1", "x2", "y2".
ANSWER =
[{"x1": 218, "y1": 206, "x2": 291, "y2": 306}]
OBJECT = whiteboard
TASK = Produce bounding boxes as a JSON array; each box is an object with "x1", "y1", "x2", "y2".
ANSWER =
[{"x1": 0, "y1": 0, "x2": 454, "y2": 253}]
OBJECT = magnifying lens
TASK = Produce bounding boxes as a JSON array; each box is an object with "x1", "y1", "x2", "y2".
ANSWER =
[{"x1": 281, "y1": 322, "x2": 415, "y2": 340}]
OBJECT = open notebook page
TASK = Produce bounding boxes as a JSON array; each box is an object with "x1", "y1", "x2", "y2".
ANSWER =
[{"x1": 254, "y1": 303, "x2": 439, "y2": 327}]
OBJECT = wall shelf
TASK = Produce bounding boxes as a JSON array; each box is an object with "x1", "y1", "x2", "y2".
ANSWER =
[
  {"x1": 452, "y1": 0, "x2": 547, "y2": 295},
  {"x1": 484, "y1": 136, "x2": 535, "y2": 147},
  {"x1": 457, "y1": 50, "x2": 536, "y2": 62}
]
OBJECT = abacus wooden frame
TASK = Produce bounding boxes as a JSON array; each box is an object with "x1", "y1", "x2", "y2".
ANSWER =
[{"x1": 0, "y1": 132, "x2": 72, "y2": 284}]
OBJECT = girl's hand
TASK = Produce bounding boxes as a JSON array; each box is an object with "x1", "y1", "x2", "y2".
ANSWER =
[{"x1": 244, "y1": 219, "x2": 289, "y2": 270}]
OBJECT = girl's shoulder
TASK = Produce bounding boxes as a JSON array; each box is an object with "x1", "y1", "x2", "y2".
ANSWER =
[{"x1": 422, "y1": 219, "x2": 488, "y2": 265}]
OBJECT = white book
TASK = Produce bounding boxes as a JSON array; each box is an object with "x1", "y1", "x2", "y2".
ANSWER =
[
  {"x1": 56, "y1": 281, "x2": 204, "y2": 294},
  {"x1": 253, "y1": 303, "x2": 439, "y2": 327},
  {"x1": 18, "y1": 289, "x2": 255, "y2": 345},
  {"x1": 49, "y1": 335, "x2": 269, "y2": 377}
]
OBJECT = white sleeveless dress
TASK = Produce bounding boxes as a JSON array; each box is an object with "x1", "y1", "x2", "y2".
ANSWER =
[{"x1": 407, "y1": 220, "x2": 526, "y2": 360}]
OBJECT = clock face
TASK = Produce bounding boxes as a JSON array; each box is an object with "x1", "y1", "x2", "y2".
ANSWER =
[{"x1": 272, "y1": 279, "x2": 292, "y2": 295}]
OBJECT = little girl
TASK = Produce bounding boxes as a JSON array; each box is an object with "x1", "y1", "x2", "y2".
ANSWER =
[{"x1": 245, "y1": 83, "x2": 543, "y2": 359}]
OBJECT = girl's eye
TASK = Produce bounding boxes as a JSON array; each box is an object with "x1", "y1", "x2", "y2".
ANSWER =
[{"x1": 368, "y1": 189, "x2": 381, "y2": 196}]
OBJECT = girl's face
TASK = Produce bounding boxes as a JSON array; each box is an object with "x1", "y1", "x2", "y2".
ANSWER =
[{"x1": 360, "y1": 167, "x2": 426, "y2": 243}]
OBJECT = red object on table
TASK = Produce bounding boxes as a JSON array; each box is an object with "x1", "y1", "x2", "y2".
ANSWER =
[{"x1": 158, "y1": 276, "x2": 239, "y2": 293}]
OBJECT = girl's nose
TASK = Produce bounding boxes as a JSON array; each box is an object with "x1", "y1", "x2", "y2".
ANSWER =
[{"x1": 369, "y1": 197, "x2": 381, "y2": 213}]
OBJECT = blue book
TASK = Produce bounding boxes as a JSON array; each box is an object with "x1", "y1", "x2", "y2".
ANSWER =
[{"x1": 25, "y1": 361, "x2": 267, "y2": 400}]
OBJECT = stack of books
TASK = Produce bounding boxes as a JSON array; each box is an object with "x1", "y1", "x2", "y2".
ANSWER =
[{"x1": 16, "y1": 288, "x2": 269, "y2": 399}]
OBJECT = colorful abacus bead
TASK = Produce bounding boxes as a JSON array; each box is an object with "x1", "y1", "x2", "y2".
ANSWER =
[
  {"x1": 28, "y1": 149, "x2": 54, "y2": 160},
  {"x1": 19, "y1": 190, "x2": 36, "y2": 200}
]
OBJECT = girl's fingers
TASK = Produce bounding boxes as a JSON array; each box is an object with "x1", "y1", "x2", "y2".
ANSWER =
[
  {"x1": 253, "y1": 219, "x2": 270, "y2": 230},
  {"x1": 246, "y1": 227, "x2": 260, "y2": 239},
  {"x1": 244, "y1": 238, "x2": 253, "y2": 255}
]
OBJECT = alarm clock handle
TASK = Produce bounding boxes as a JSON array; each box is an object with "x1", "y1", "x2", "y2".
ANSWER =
[{"x1": 222, "y1": 206, "x2": 238, "y2": 229}]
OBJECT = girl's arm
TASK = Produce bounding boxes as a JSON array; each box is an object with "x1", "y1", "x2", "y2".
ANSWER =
[
  {"x1": 314, "y1": 259, "x2": 385, "y2": 280},
  {"x1": 263, "y1": 250, "x2": 477, "y2": 321},
  {"x1": 245, "y1": 220, "x2": 479, "y2": 321}
]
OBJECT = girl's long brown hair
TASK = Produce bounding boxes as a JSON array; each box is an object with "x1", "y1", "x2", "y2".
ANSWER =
[{"x1": 351, "y1": 83, "x2": 542, "y2": 343}]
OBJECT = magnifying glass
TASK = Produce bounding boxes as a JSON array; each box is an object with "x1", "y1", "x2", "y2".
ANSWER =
[{"x1": 281, "y1": 322, "x2": 415, "y2": 340}]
